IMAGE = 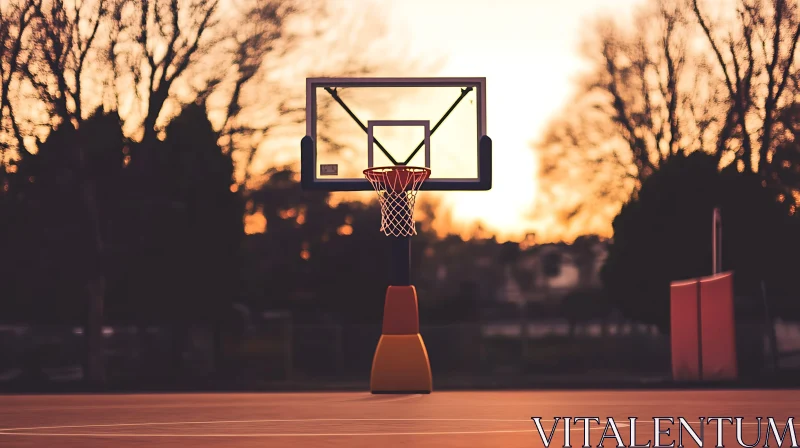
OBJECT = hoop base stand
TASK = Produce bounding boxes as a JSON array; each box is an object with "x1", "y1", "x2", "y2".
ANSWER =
[{"x1": 370, "y1": 286, "x2": 432, "y2": 394}]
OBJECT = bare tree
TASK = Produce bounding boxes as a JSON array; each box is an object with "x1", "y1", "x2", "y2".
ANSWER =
[
  {"x1": 21, "y1": 0, "x2": 108, "y2": 126},
  {"x1": 692, "y1": 0, "x2": 800, "y2": 176},
  {"x1": 105, "y1": 0, "x2": 220, "y2": 145},
  {"x1": 211, "y1": 0, "x2": 301, "y2": 187},
  {"x1": 534, "y1": 93, "x2": 639, "y2": 239},
  {"x1": 533, "y1": 0, "x2": 800, "y2": 237},
  {"x1": 207, "y1": 0, "x2": 436, "y2": 188},
  {"x1": 0, "y1": 0, "x2": 36, "y2": 159},
  {"x1": 534, "y1": 0, "x2": 719, "y2": 237}
]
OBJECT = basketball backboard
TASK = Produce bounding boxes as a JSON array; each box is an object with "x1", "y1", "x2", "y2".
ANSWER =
[{"x1": 301, "y1": 77, "x2": 491, "y2": 191}]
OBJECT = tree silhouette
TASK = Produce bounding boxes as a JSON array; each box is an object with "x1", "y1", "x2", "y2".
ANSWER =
[
  {"x1": 1, "y1": 108, "x2": 125, "y2": 385},
  {"x1": 602, "y1": 151, "x2": 800, "y2": 332},
  {"x1": 0, "y1": 0, "x2": 36, "y2": 153},
  {"x1": 6, "y1": 109, "x2": 123, "y2": 322},
  {"x1": 693, "y1": 0, "x2": 800, "y2": 175},
  {"x1": 535, "y1": 0, "x2": 800, "y2": 238},
  {"x1": 0, "y1": 0, "x2": 436, "y2": 390},
  {"x1": 24, "y1": 0, "x2": 108, "y2": 124},
  {"x1": 242, "y1": 169, "x2": 391, "y2": 324},
  {"x1": 772, "y1": 102, "x2": 800, "y2": 203}
]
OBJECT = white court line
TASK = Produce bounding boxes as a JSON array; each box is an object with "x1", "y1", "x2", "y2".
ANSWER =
[
  {"x1": 363, "y1": 394, "x2": 423, "y2": 403},
  {"x1": 0, "y1": 418, "x2": 541, "y2": 432},
  {"x1": 2, "y1": 393, "x2": 422, "y2": 412},
  {"x1": 0, "y1": 418, "x2": 626, "y2": 437},
  {"x1": 0, "y1": 418, "x2": 767, "y2": 438},
  {"x1": 0, "y1": 430, "x2": 542, "y2": 437}
]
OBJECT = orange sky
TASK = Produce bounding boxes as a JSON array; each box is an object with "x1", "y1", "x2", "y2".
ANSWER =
[
  {"x1": 4, "y1": 0, "x2": 649, "y2": 242},
  {"x1": 318, "y1": 0, "x2": 646, "y2": 242},
  {"x1": 230, "y1": 0, "x2": 649, "y2": 241}
]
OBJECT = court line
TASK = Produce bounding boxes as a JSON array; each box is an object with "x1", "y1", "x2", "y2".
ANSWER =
[
  {"x1": 0, "y1": 429, "x2": 542, "y2": 437},
  {"x1": 0, "y1": 418, "x2": 761, "y2": 433},
  {"x1": 0, "y1": 394, "x2": 423, "y2": 412},
  {"x1": 0, "y1": 419, "x2": 617, "y2": 438},
  {"x1": 0, "y1": 418, "x2": 765, "y2": 438},
  {"x1": 362, "y1": 394, "x2": 423, "y2": 403},
  {"x1": 0, "y1": 418, "x2": 626, "y2": 437},
  {"x1": 0, "y1": 418, "x2": 543, "y2": 432}
]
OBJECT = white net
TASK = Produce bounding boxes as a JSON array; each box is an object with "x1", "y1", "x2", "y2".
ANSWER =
[{"x1": 364, "y1": 167, "x2": 430, "y2": 237}]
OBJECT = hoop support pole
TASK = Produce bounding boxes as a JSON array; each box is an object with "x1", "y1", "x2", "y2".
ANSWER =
[
  {"x1": 389, "y1": 191, "x2": 412, "y2": 285},
  {"x1": 390, "y1": 237, "x2": 411, "y2": 286},
  {"x1": 365, "y1": 166, "x2": 432, "y2": 393}
]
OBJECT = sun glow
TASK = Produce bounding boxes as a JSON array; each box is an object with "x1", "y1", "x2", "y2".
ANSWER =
[{"x1": 316, "y1": 0, "x2": 648, "y2": 242}]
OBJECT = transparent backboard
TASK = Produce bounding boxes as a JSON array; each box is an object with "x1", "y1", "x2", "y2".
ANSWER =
[{"x1": 301, "y1": 78, "x2": 491, "y2": 191}]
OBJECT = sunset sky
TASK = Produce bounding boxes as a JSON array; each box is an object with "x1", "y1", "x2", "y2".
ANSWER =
[{"x1": 335, "y1": 0, "x2": 646, "y2": 241}]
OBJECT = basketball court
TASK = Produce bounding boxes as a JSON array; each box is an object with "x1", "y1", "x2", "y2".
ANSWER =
[
  {"x1": 0, "y1": 391, "x2": 797, "y2": 447},
  {"x1": 3, "y1": 79, "x2": 793, "y2": 447}
]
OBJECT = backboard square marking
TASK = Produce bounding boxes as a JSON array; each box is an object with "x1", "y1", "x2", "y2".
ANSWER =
[{"x1": 367, "y1": 120, "x2": 431, "y2": 169}]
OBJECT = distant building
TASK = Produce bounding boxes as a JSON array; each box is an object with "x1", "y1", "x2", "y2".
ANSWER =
[
  {"x1": 418, "y1": 235, "x2": 608, "y2": 307},
  {"x1": 500, "y1": 237, "x2": 608, "y2": 306}
]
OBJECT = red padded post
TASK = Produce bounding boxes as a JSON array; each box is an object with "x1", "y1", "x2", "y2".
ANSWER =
[
  {"x1": 670, "y1": 279, "x2": 701, "y2": 381},
  {"x1": 699, "y1": 272, "x2": 738, "y2": 380}
]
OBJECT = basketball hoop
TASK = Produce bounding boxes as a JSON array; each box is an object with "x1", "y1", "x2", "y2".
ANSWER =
[{"x1": 364, "y1": 166, "x2": 431, "y2": 237}]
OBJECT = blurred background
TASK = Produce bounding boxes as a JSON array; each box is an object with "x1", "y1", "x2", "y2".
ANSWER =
[{"x1": 1, "y1": 0, "x2": 800, "y2": 392}]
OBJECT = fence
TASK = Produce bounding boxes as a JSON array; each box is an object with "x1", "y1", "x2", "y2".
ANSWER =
[{"x1": 2, "y1": 318, "x2": 798, "y2": 390}]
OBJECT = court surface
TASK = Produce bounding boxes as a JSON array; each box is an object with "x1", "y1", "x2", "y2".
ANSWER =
[{"x1": 0, "y1": 390, "x2": 798, "y2": 447}]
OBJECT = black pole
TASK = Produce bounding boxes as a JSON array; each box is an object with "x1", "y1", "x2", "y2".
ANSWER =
[
  {"x1": 713, "y1": 207, "x2": 722, "y2": 274},
  {"x1": 387, "y1": 191, "x2": 412, "y2": 286},
  {"x1": 390, "y1": 237, "x2": 411, "y2": 286},
  {"x1": 761, "y1": 281, "x2": 780, "y2": 373}
]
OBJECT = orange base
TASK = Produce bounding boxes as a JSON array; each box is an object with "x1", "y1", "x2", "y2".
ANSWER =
[
  {"x1": 370, "y1": 286, "x2": 432, "y2": 393},
  {"x1": 370, "y1": 334, "x2": 432, "y2": 393}
]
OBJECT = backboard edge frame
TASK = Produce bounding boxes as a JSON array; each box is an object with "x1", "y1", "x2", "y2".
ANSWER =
[{"x1": 302, "y1": 77, "x2": 489, "y2": 191}]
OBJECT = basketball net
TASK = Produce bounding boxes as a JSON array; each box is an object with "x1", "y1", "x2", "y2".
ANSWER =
[{"x1": 364, "y1": 166, "x2": 431, "y2": 237}]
